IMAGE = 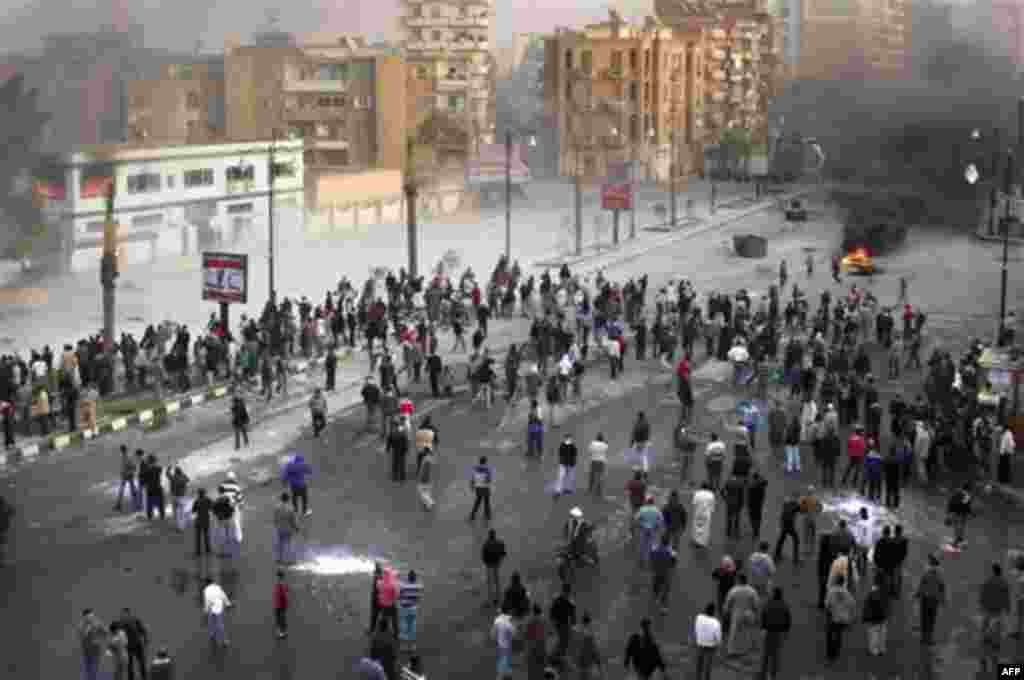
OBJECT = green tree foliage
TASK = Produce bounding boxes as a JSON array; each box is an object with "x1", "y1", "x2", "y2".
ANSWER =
[{"x1": 0, "y1": 75, "x2": 50, "y2": 258}]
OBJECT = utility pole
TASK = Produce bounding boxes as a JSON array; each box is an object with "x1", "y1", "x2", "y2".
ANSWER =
[
  {"x1": 999, "y1": 149, "x2": 1015, "y2": 346},
  {"x1": 629, "y1": 138, "x2": 636, "y2": 238},
  {"x1": 100, "y1": 171, "x2": 119, "y2": 354},
  {"x1": 404, "y1": 136, "x2": 419, "y2": 279},
  {"x1": 670, "y1": 129, "x2": 678, "y2": 228},
  {"x1": 505, "y1": 129, "x2": 512, "y2": 260},
  {"x1": 267, "y1": 131, "x2": 277, "y2": 305}
]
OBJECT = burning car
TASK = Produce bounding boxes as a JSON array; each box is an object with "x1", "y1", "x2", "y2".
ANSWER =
[{"x1": 841, "y1": 248, "x2": 875, "y2": 275}]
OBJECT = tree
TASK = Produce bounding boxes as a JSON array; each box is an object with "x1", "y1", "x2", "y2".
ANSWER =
[
  {"x1": 0, "y1": 75, "x2": 51, "y2": 258},
  {"x1": 719, "y1": 127, "x2": 753, "y2": 175}
]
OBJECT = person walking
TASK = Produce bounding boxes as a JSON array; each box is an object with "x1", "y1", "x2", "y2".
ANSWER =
[
  {"x1": 203, "y1": 577, "x2": 232, "y2": 647},
  {"x1": 549, "y1": 583, "x2": 577, "y2": 661},
  {"x1": 217, "y1": 471, "x2": 244, "y2": 556},
  {"x1": 841, "y1": 425, "x2": 866, "y2": 488},
  {"x1": 273, "y1": 569, "x2": 289, "y2": 639},
  {"x1": 705, "y1": 434, "x2": 727, "y2": 492},
  {"x1": 398, "y1": 570, "x2": 423, "y2": 651},
  {"x1": 635, "y1": 496, "x2": 665, "y2": 567},
  {"x1": 694, "y1": 603, "x2": 722, "y2": 680},
  {"x1": 783, "y1": 414, "x2": 802, "y2": 474},
  {"x1": 166, "y1": 464, "x2": 190, "y2": 532},
  {"x1": 947, "y1": 483, "x2": 974, "y2": 546},
  {"x1": 309, "y1": 388, "x2": 328, "y2": 440},
  {"x1": 369, "y1": 619, "x2": 398, "y2": 679},
  {"x1": 745, "y1": 472, "x2": 767, "y2": 540},
  {"x1": 915, "y1": 554, "x2": 947, "y2": 645},
  {"x1": 114, "y1": 444, "x2": 139, "y2": 512},
  {"x1": 493, "y1": 606, "x2": 517, "y2": 680},
  {"x1": 759, "y1": 587, "x2": 792, "y2": 680},
  {"x1": 863, "y1": 575, "x2": 890, "y2": 656},
  {"x1": 387, "y1": 419, "x2": 410, "y2": 483},
  {"x1": 724, "y1": 573, "x2": 761, "y2": 657},
  {"x1": 555, "y1": 434, "x2": 579, "y2": 497},
  {"x1": 798, "y1": 485, "x2": 820, "y2": 555},
  {"x1": 650, "y1": 534, "x2": 678, "y2": 613},
  {"x1": 469, "y1": 456, "x2": 494, "y2": 522},
  {"x1": 662, "y1": 489, "x2": 687, "y2": 551},
  {"x1": 282, "y1": 453, "x2": 312, "y2": 516},
  {"x1": 79, "y1": 609, "x2": 108, "y2": 680},
  {"x1": 1011, "y1": 551, "x2": 1024, "y2": 639},
  {"x1": 273, "y1": 492, "x2": 300, "y2": 565},
  {"x1": 191, "y1": 487, "x2": 213, "y2": 558},
  {"x1": 526, "y1": 399, "x2": 545, "y2": 458},
  {"x1": 773, "y1": 493, "x2": 801, "y2": 564},
  {"x1": 573, "y1": 612, "x2": 604, "y2": 680},
  {"x1": 141, "y1": 454, "x2": 166, "y2": 521},
  {"x1": 481, "y1": 529, "x2": 507, "y2": 607},
  {"x1": 361, "y1": 377, "x2": 383, "y2": 434},
  {"x1": 723, "y1": 472, "x2": 745, "y2": 539},
  {"x1": 824, "y1": 575, "x2": 856, "y2": 663},
  {"x1": 692, "y1": 483, "x2": 717, "y2": 548},
  {"x1": 230, "y1": 394, "x2": 250, "y2": 450},
  {"x1": 883, "y1": 440, "x2": 902, "y2": 508},
  {"x1": 417, "y1": 446, "x2": 436, "y2": 511},
  {"x1": 624, "y1": 618, "x2": 666, "y2": 680},
  {"x1": 148, "y1": 647, "x2": 174, "y2": 680},
  {"x1": 748, "y1": 542, "x2": 776, "y2": 601},
  {"x1": 525, "y1": 604, "x2": 548, "y2": 680},
  {"x1": 979, "y1": 563, "x2": 1011, "y2": 646},
  {"x1": 375, "y1": 566, "x2": 401, "y2": 640},
  {"x1": 587, "y1": 433, "x2": 608, "y2": 496}
]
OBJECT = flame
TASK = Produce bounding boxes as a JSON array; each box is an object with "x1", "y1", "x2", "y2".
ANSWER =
[{"x1": 841, "y1": 247, "x2": 872, "y2": 269}]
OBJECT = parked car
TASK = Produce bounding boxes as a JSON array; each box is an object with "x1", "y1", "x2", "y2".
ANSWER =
[{"x1": 784, "y1": 199, "x2": 807, "y2": 221}]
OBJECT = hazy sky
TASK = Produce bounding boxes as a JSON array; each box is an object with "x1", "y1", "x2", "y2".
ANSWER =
[{"x1": 0, "y1": 0, "x2": 619, "y2": 53}]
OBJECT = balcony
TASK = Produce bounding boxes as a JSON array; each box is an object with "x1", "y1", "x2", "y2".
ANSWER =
[
  {"x1": 309, "y1": 140, "x2": 350, "y2": 150},
  {"x1": 406, "y1": 40, "x2": 446, "y2": 51},
  {"x1": 602, "y1": 135, "x2": 626, "y2": 148},
  {"x1": 451, "y1": 39, "x2": 488, "y2": 51},
  {"x1": 603, "y1": 66, "x2": 624, "y2": 80},
  {"x1": 283, "y1": 78, "x2": 347, "y2": 93},
  {"x1": 404, "y1": 16, "x2": 433, "y2": 26},
  {"x1": 437, "y1": 77, "x2": 470, "y2": 92},
  {"x1": 449, "y1": 16, "x2": 488, "y2": 27}
]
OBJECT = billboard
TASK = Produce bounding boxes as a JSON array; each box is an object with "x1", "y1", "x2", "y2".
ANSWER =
[
  {"x1": 202, "y1": 252, "x2": 248, "y2": 304},
  {"x1": 602, "y1": 160, "x2": 633, "y2": 210},
  {"x1": 466, "y1": 143, "x2": 532, "y2": 187}
]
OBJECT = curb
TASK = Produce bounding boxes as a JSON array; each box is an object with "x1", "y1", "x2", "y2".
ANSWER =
[
  {"x1": 0, "y1": 188, "x2": 808, "y2": 469},
  {"x1": 533, "y1": 187, "x2": 814, "y2": 269}
]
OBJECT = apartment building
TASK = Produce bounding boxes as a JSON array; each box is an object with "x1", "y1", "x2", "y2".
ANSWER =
[
  {"x1": 44, "y1": 139, "x2": 303, "y2": 272},
  {"x1": 125, "y1": 59, "x2": 225, "y2": 144},
  {"x1": 543, "y1": 14, "x2": 706, "y2": 181},
  {"x1": 400, "y1": 0, "x2": 494, "y2": 147},
  {"x1": 657, "y1": 0, "x2": 780, "y2": 145}
]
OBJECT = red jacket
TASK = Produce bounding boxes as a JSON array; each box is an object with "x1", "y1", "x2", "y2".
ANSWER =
[
  {"x1": 273, "y1": 582, "x2": 289, "y2": 610},
  {"x1": 676, "y1": 358, "x2": 690, "y2": 381},
  {"x1": 846, "y1": 434, "x2": 866, "y2": 460}
]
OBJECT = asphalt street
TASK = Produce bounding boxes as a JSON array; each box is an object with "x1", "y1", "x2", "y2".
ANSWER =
[{"x1": 4, "y1": 190, "x2": 1024, "y2": 679}]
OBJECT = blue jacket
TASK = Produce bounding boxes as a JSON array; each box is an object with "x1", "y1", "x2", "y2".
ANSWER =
[
  {"x1": 470, "y1": 463, "x2": 492, "y2": 489},
  {"x1": 282, "y1": 455, "x2": 312, "y2": 488},
  {"x1": 864, "y1": 452, "x2": 883, "y2": 479}
]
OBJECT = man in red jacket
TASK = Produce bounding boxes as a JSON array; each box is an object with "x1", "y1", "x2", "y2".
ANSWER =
[{"x1": 841, "y1": 425, "x2": 866, "y2": 489}]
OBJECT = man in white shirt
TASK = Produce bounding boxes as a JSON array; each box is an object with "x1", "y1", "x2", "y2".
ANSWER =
[
  {"x1": 704, "y1": 435, "x2": 727, "y2": 492},
  {"x1": 203, "y1": 577, "x2": 232, "y2": 647},
  {"x1": 605, "y1": 336, "x2": 621, "y2": 380},
  {"x1": 694, "y1": 602, "x2": 722, "y2": 680},
  {"x1": 587, "y1": 434, "x2": 609, "y2": 496},
  {"x1": 999, "y1": 425, "x2": 1016, "y2": 484},
  {"x1": 492, "y1": 608, "x2": 516, "y2": 679},
  {"x1": 852, "y1": 506, "x2": 877, "y2": 578}
]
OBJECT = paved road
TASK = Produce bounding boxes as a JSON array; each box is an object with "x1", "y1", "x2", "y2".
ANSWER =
[{"x1": 4, "y1": 191, "x2": 1023, "y2": 679}]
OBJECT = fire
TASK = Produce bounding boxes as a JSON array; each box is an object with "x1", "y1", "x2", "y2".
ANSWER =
[{"x1": 842, "y1": 247, "x2": 873, "y2": 272}]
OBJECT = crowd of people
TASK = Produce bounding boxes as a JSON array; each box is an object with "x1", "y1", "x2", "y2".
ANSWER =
[{"x1": 62, "y1": 244, "x2": 1024, "y2": 680}]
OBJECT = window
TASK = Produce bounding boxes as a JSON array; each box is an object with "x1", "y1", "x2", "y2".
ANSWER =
[
  {"x1": 411, "y1": 4, "x2": 422, "y2": 16},
  {"x1": 581, "y1": 50, "x2": 592, "y2": 73},
  {"x1": 630, "y1": 49, "x2": 638, "y2": 70},
  {"x1": 417, "y1": 95, "x2": 434, "y2": 113},
  {"x1": 318, "y1": 96, "x2": 346, "y2": 108},
  {"x1": 644, "y1": 49, "x2": 651, "y2": 71},
  {"x1": 226, "y1": 203, "x2": 253, "y2": 214},
  {"x1": 317, "y1": 63, "x2": 348, "y2": 81},
  {"x1": 416, "y1": 65, "x2": 428, "y2": 79},
  {"x1": 431, "y1": 30, "x2": 441, "y2": 41},
  {"x1": 131, "y1": 214, "x2": 164, "y2": 228},
  {"x1": 186, "y1": 92, "x2": 200, "y2": 110},
  {"x1": 447, "y1": 95, "x2": 465, "y2": 112},
  {"x1": 184, "y1": 169, "x2": 214, "y2": 187},
  {"x1": 126, "y1": 173, "x2": 161, "y2": 194},
  {"x1": 271, "y1": 162, "x2": 296, "y2": 178},
  {"x1": 431, "y1": 5, "x2": 442, "y2": 17},
  {"x1": 225, "y1": 165, "x2": 254, "y2": 182},
  {"x1": 166, "y1": 175, "x2": 175, "y2": 189},
  {"x1": 565, "y1": 80, "x2": 572, "y2": 100},
  {"x1": 611, "y1": 51, "x2": 623, "y2": 71},
  {"x1": 629, "y1": 82, "x2": 639, "y2": 101},
  {"x1": 565, "y1": 49, "x2": 573, "y2": 70},
  {"x1": 414, "y1": 28, "x2": 424, "y2": 40},
  {"x1": 177, "y1": 65, "x2": 193, "y2": 80}
]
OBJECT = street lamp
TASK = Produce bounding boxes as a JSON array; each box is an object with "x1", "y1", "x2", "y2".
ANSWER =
[
  {"x1": 966, "y1": 131, "x2": 1016, "y2": 346},
  {"x1": 505, "y1": 129, "x2": 537, "y2": 261}
]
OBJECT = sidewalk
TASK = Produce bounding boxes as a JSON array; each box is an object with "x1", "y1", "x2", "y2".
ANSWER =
[{"x1": 0, "y1": 182, "x2": 815, "y2": 469}]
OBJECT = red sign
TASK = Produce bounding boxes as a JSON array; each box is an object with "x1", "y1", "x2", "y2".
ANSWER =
[{"x1": 602, "y1": 160, "x2": 633, "y2": 211}]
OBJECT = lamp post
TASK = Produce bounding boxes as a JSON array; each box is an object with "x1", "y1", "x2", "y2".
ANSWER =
[
  {"x1": 404, "y1": 136, "x2": 419, "y2": 280},
  {"x1": 505, "y1": 128, "x2": 537, "y2": 261},
  {"x1": 267, "y1": 130, "x2": 278, "y2": 305},
  {"x1": 100, "y1": 167, "x2": 119, "y2": 355},
  {"x1": 669, "y1": 128, "x2": 678, "y2": 229}
]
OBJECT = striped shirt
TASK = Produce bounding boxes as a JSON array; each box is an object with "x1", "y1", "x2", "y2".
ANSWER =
[{"x1": 398, "y1": 580, "x2": 423, "y2": 609}]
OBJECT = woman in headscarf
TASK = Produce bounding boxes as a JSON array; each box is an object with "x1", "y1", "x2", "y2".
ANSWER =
[
  {"x1": 712, "y1": 555, "x2": 737, "y2": 613},
  {"x1": 723, "y1": 572, "x2": 761, "y2": 656}
]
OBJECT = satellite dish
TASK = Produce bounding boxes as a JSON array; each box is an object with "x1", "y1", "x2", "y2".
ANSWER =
[{"x1": 965, "y1": 163, "x2": 980, "y2": 185}]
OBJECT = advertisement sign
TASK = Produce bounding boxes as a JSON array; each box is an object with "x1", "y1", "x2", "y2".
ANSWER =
[
  {"x1": 466, "y1": 143, "x2": 531, "y2": 187},
  {"x1": 202, "y1": 252, "x2": 248, "y2": 304},
  {"x1": 602, "y1": 160, "x2": 633, "y2": 210}
]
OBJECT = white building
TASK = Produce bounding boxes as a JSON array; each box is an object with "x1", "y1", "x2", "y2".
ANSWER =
[
  {"x1": 48, "y1": 139, "x2": 304, "y2": 273},
  {"x1": 400, "y1": 0, "x2": 494, "y2": 142}
]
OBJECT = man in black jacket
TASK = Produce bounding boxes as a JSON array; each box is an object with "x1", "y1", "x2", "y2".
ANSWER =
[
  {"x1": 774, "y1": 493, "x2": 801, "y2": 564},
  {"x1": 556, "y1": 435, "x2": 579, "y2": 496},
  {"x1": 760, "y1": 587, "x2": 792, "y2": 680},
  {"x1": 549, "y1": 583, "x2": 577, "y2": 660},
  {"x1": 111, "y1": 607, "x2": 149, "y2": 680},
  {"x1": 386, "y1": 420, "x2": 409, "y2": 482},
  {"x1": 191, "y1": 487, "x2": 213, "y2": 557},
  {"x1": 873, "y1": 525, "x2": 898, "y2": 596},
  {"x1": 426, "y1": 351, "x2": 443, "y2": 398},
  {"x1": 142, "y1": 454, "x2": 165, "y2": 521},
  {"x1": 746, "y1": 472, "x2": 768, "y2": 540},
  {"x1": 361, "y1": 377, "x2": 382, "y2": 433},
  {"x1": 481, "y1": 528, "x2": 507, "y2": 606}
]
